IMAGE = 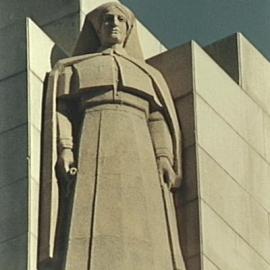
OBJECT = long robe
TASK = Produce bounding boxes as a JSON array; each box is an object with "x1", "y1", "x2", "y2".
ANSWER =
[
  {"x1": 39, "y1": 50, "x2": 185, "y2": 270},
  {"x1": 63, "y1": 96, "x2": 174, "y2": 270}
]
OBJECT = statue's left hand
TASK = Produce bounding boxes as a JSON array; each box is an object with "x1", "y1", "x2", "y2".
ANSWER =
[
  {"x1": 57, "y1": 148, "x2": 75, "y2": 178},
  {"x1": 157, "y1": 157, "x2": 182, "y2": 190}
]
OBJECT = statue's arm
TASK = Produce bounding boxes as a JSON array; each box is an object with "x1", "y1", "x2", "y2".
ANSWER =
[
  {"x1": 56, "y1": 66, "x2": 75, "y2": 175},
  {"x1": 57, "y1": 99, "x2": 73, "y2": 151},
  {"x1": 148, "y1": 111, "x2": 181, "y2": 189},
  {"x1": 148, "y1": 111, "x2": 174, "y2": 164}
]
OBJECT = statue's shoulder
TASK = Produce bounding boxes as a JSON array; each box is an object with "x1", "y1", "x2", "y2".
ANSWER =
[
  {"x1": 144, "y1": 62, "x2": 164, "y2": 79},
  {"x1": 125, "y1": 56, "x2": 167, "y2": 88},
  {"x1": 124, "y1": 55, "x2": 165, "y2": 81},
  {"x1": 52, "y1": 53, "x2": 102, "y2": 73}
]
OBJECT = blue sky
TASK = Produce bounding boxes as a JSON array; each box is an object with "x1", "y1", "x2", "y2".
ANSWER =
[{"x1": 122, "y1": 0, "x2": 270, "y2": 59}]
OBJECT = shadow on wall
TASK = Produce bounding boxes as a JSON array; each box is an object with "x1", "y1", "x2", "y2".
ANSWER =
[{"x1": 122, "y1": 0, "x2": 270, "y2": 60}]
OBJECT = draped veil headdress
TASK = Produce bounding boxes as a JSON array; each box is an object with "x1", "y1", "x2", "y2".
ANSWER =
[{"x1": 73, "y1": 2, "x2": 144, "y2": 59}]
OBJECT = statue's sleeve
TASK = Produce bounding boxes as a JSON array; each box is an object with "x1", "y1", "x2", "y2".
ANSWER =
[
  {"x1": 148, "y1": 111, "x2": 174, "y2": 165},
  {"x1": 57, "y1": 105, "x2": 73, "y2": 150},
  {"x1": 56, "y1": 66, "x2": 74, "y2": 151}
]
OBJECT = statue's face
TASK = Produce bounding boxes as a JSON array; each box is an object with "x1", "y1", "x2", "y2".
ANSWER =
[{"x1": 98, "y1": 9, "x2": 128, "y2": 47}]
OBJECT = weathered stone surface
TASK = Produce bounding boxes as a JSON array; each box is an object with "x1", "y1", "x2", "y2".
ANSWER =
[
  {"x1": 205, "y1": 33, "x2": 240, "y2": 82},
  {"x1": 146, "y1": 44, "x2": 200, "y2": 270},
  {"x1": 0, "y1": 0, "x2": 78, "y2": 30},
  {"x1": 39, "y1": 3, "x2": 185, "y2": 270},
  {"x1": 0, "y1": 179, "x2": 27, "y2": 243},
  {"x1": 29, "y1": 234, "x2": 38, "y2": 270},
  {"x1": 194, "y1": 42, "x2": 265, "y2": 160},
  {"x1": 29, "y1": 72, "x2": 43, "y2": 131},
  {"x1": 196, "y1": 95, "x2": 270, "y2": 212},
  {"x1": 136, "y1": 20, "x2": 165, "y2": 59},
  {"x1": 0, "y1": 22, "x2": 26, "y2": 80},
  {"x1": 202, "y1": 255, "x2": 220, "y2": 270},
  {"x1": 198, "y1": 147, "x2": 270, "y2": 263},
  {"x1": 80, "y1": 1, "x2": 166, "y2": 59},
  {"x1": 27, "y1": 18, "x2": 58, "y2": 81},
  {"x1": 30, "y1": 125, "x2": 41, "y2": 182},
  {"x1": 205, "y1": 33, "x2": 270, "y2": 116},
  {"x1": 28, "y1": 1, "x2": 79, "y2": 27},
  {"x1": 43, "y1": 12, "x2": 80, "y2": 55},
  {"x1": 176, "y1": 145, "x2": 197, "y2": 204},
  {"x1": 239, "y1": 35, "x2": 270, "y2": 115},
  {"x1": 0, "y1": 125, "x2": 28, "y2": 188},
  {"x1": 201, "y1": 202, "x2": 270, "y2": 270},
  {"x1": 0, "y1": 0, "x2": 29, "y2": 29},
  {"x1": 179, "y1": 200, "x2": 200, "y2": 259},
  {"x1": 0, "y1": 72, "x2": 27, "y2": 133},
  {"x1": 0, "y1": 234, "x2": 27, "y2": 270},
  {"x1": 185, "y1": 255, "x2": 200, "y2": 270},
  {"x1": 263, "y1": 113, "x2": 270, "y2": 163},
  {"x1": 29, "y1": 178, "x2": 40, "y2": 238},
  {"x1": 196, "y1": 38, "x2": 270, "y2": 270},
  {"x1": 148, "y1": 42, "x2": 193, "y2": 99},
  {"x1": 175, "y1": 94, "x2": 195, "y2": 148}
]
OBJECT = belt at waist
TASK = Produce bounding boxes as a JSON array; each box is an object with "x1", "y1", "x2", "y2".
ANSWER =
[{"x1": 80, "y1": 90, "x2": 150, "y2": 117}]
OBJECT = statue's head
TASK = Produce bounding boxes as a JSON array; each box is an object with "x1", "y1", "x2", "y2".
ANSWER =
[
  {"x1": 91, "y1": 2, "x2": 135, "y2": 48},
  {"x1": 73, "y1": 2, "x2": 144, "y2": 59}
]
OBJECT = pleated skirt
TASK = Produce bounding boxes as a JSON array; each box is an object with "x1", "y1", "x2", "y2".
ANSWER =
[{"x1": 64, "y1": 103, "x2": 174, "y2": 270}]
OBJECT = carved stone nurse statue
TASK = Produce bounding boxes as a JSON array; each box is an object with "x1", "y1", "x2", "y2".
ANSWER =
[{"x1": 39, "y1": 2, "x2": 186, "y2": 270}]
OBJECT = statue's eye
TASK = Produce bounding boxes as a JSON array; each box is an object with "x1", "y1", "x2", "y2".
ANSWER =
[
  {"x1": 103, "y1": 14, "x2": 126, "y2": 24},
  {"x1": 103, "y1": 15, "x2": 113, "y2": 23},
  {"x1": 118, "y1": 15, "x2": 125, "y2": 22}
]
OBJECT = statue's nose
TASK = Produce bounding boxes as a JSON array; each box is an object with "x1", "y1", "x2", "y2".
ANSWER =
[{"x1": 112, "y1": 15, "x2": 120, "y2": 26}]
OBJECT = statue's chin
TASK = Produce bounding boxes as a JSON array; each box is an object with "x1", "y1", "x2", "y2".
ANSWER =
[{"x1": 108, "y1": 34, "x2": 123, "y2": 43}]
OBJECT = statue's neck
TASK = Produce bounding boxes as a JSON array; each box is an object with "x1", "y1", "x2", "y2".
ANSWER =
[
  {"x1": 97, "y1": 44, "x2": 127, "y2": 55},
  {"x1": 99, "y1": 43, "x2": 124, "y2": 51}
]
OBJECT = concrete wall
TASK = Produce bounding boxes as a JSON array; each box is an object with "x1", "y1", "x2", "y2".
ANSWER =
[
  {"x1": 1, "y1": 1, "x2": 270, "y2": 270},
  {"x1": 194, "y1": 41, "x2": 270, "y2": 269},
  {"x1": 0, "y1": 0, "x2": 79, "y2": 266},
  {"x1": 0, "y1": 1, "x2": 80, "y2": 266},
  {"x1": 205, "y1": 33, "x2": 270, "y2": 120},
  {"x1": 148, "y1": 36, "x2": 270, "y2": 270},
  {"x1": 148, "y1": 43, "x2": 201, "y2": 270},
  {"x1": 0, "y1": 0, "x2": 80, "y2": 55},
  {"x1": 27, "y1": 18, "x2": 66, "y2": 270},
  {"x1": 0, "y1": 19, "x2": 28, "y2": 270}
]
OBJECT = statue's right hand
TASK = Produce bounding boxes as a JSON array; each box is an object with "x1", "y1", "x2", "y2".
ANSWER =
[{"x1": 57, "y1": 148, "x2": 75, "y2": 176}]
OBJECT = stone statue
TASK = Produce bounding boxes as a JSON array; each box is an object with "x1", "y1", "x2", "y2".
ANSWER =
[{"x1": 39, "y1": 2, "x2": 186, "y2": 270}]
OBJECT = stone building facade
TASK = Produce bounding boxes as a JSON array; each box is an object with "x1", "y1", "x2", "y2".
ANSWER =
[{"x1": 0, "y1": 0, "x2": 269, "y2": 269}]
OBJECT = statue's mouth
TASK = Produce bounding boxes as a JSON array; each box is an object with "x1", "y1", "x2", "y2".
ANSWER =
[{"x1": 111, "y1": 28, "x2": 120, "y2": 34}]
